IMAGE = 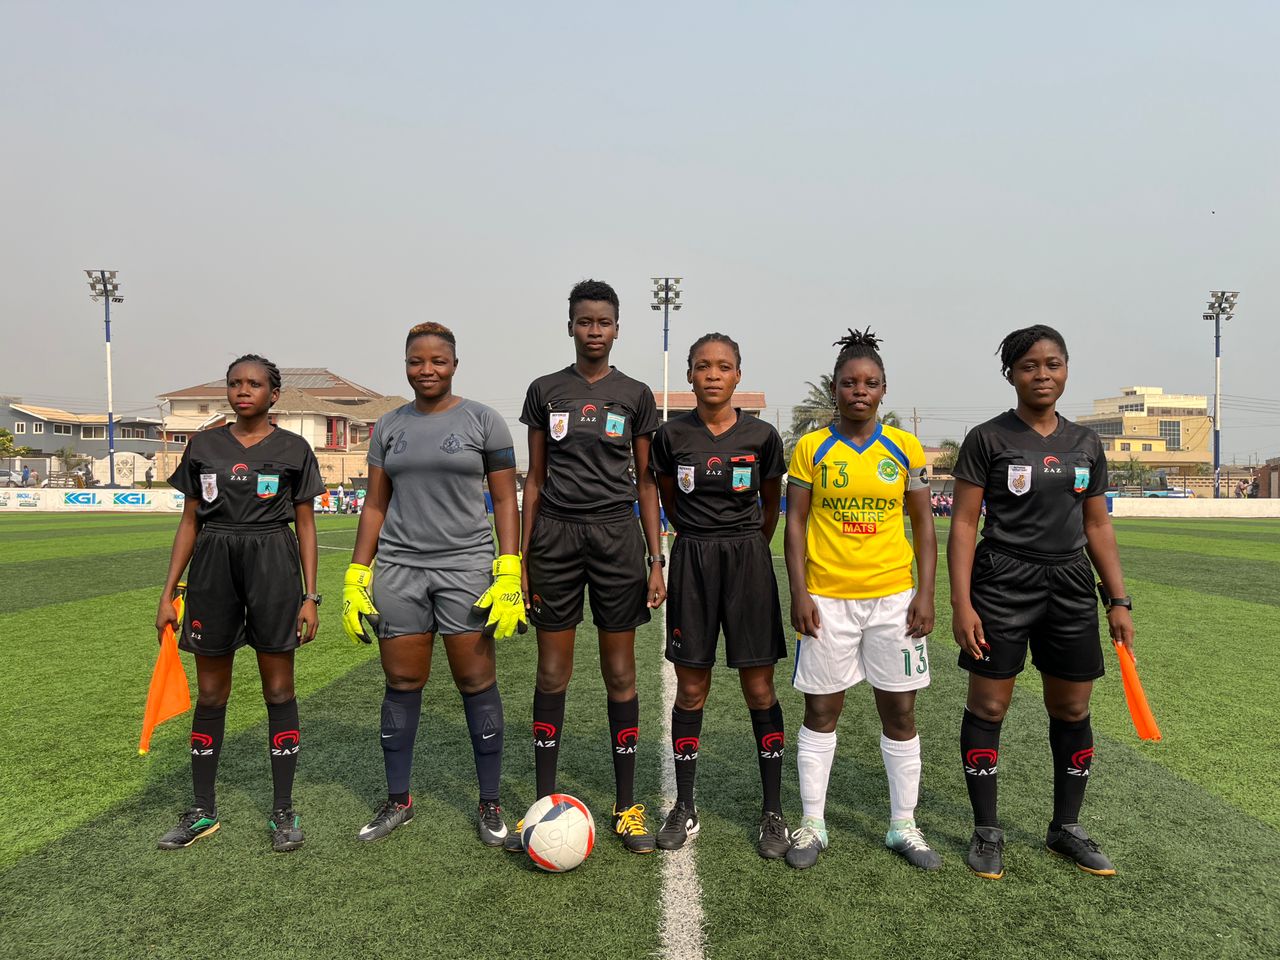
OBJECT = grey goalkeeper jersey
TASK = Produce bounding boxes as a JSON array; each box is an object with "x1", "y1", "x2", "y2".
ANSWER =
[{"x1": 368, "y1": 399, "x2": 516, "y2": 570}]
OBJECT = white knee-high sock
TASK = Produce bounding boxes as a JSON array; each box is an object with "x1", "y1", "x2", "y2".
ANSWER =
[
  {"x1": 797, "y1": 725, "x2": 837, "y2": 822},
  {"x1": 880, "y1": 733, "x2": 922, "y2": 824}
]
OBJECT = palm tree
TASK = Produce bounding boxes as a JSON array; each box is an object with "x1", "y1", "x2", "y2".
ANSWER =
[
  {"x1": 933, "y1": 438, "x2": 961, "y2": 472},
  {"x1": 880, "y1": 409, "x2": 902, "y2": 429},
  {"x1": 787, "y1": 376, "x2": 836, "y2": 450}
]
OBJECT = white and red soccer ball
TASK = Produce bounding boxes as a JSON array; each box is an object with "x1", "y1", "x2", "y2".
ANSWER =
[{"x1": 522, "y1": 793, "x2": 595, "y2": 872}]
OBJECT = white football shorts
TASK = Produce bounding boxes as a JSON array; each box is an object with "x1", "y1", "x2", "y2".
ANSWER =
[{"x1": 792, "y1": 588, "x2": 932, "y2": 694}]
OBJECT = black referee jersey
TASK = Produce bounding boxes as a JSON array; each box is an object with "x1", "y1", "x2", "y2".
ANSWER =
[
  {"x1": 168, "y1": 425, "x2": 326, "y2": 524},
  {"x1": 520, "y1": 365, "x2": 659, "y2": 521},
  {"x1": 952, "y1": 411, "x2": 1108, "y2": 562},
  {"x1": 650, "y1": 410, "x2": 786, "y2": 538}
]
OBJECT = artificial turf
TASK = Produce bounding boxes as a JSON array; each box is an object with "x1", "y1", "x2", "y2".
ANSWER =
[{"x1": 0, "y1": 514, "x2": 1276, "y2": 959}]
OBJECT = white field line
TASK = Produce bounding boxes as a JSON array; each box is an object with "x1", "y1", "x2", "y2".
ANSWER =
[{"x1": 658, "y1": 534, "x2": 707, "y2": 960}]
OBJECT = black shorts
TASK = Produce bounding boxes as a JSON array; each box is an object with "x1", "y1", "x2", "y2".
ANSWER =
[
  {"x1": 526, "y1": 512, "x2": 650, "y2": 632},
  {"x1": 181, "y1": 522, "x2": 303, "y2": 657},
  {"x1": 958, "y1": 543, "x2": 1104, "y2": 682},
  {"x1": 666, "y1": 534, "x2": 786, "y2": 669}
]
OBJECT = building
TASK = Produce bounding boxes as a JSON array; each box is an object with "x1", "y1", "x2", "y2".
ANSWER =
[
  {"x1": 1077, "y1": 386, "x2": 1212, "y2": 475},
  {"x1": 5, "y1": 400, "x2": 164, "y2": 457},
  {"x1": 651, "y1": 390, "x2": 768, "y2": 424}
]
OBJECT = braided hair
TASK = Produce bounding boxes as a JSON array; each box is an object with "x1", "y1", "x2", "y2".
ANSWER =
[
  {"x1": 226, "y1": 354, "x2": 281, "y2": 391},
  {"x1": 997, "y1": 325, "x2": 1068, "y2": 377},
  {"x1": 832, "y1": 327, "x2": 885, "y2": 380},
  {"x1": 405, "y1": 321, "x2": 457, "y2": 355},
  {"x1": 686, "y1": 332, "x2": 741, "y2": 371},
  {"x1": 568, "y1": 279, "x2": 620, "y2": 320}
]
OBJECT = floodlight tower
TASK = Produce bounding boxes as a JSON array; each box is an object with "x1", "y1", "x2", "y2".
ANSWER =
[
  {"x1": 650, "y1": 277, "x2": 683, "y2": 423},
  {"x1": 1203, "y1": 290, "x2": 1238, "y2": 499},
  {"x1": 86, "y1": 270, "x2": 124, "y2": 487}
]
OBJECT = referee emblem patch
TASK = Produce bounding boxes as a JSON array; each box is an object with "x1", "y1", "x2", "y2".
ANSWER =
[
  {"x1": 549, "y1": 412, "x2": 569, "y2": 442},
  {"x1": 1008, "y1": 464, "x2": 1032, "y2": 496},
  {"x1": 876, "y1": 458, "x2": 901, "y2": 484},
  {"x1": 605, "y1": 412, "x2": 626, "y2": 437},
  {"x1": 256, "y1": 473, "x2": 280, "y2": 499},
  {"x1": 678, "y1": 464, "x2": 695, "y2": 493},
  {"x1": 1074, "y1": 467, "x2": 1089, "y2": 493},
  {"x1": 731, "y1": 466, "x2": 752, "y2": 491},
  {"x1": 200, "y1": 473, "x2": 218, "y2": 503}
]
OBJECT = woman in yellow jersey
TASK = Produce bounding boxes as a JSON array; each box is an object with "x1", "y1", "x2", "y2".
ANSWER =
[{"x1": 782, "y1": 329, "x2": 938, "y2": 870}]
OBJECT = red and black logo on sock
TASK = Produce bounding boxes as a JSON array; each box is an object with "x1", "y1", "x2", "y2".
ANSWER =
[
  {"x1": 615, "y1": 726, "x2": 638, "y2": 755},
  {"x1": 533, "y1": 721, "x2": 558, "y2": 748},
  {"x1": 1067, "y1": 746, "x2": 1093, "y2": 777},
  {"x1": 758, "y1": 731, "x2": 785, "y2": 759},
  {"x1": 964, "y1": 748, "x2": 998, "y2": 776},
  {"x1": 271, "y1": 730, "x2": 300, "y2": 757},
  {"x1": 673, "y1": 736, "x2": 699, "y2": 761}
]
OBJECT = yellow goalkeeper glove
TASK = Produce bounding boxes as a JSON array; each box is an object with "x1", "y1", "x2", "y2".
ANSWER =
[
  {"x1": 342, "y1": 563, "x2": 381, "y2": 645},
  {"x1": 473, "y1": 554, "x2": 527, "y2": 640}
]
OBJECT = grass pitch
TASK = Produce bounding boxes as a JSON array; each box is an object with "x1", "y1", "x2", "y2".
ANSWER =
[{"x1": 0, "y1": 514, "x2": 1276, "y2": 960}]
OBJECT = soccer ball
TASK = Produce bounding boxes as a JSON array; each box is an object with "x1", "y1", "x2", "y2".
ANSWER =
[{"x1": 522, "y1": 793, "x2": 595, "y2": 872}]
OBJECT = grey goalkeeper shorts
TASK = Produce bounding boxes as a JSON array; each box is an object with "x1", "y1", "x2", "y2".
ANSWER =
[{"x1": 371, "y1": 560, "x2": 490, "y2": 638}]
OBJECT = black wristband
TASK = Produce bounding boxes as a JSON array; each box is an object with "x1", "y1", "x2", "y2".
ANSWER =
[{"x1": 647, "y1": 555, "x2": 666, "y2": 567}]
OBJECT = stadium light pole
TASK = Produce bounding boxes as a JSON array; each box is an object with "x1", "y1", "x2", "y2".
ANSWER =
[
  {"x1": 650, "y1": 277, "x2": 683, "y2": 423},
  {"x1": 86, "y1": 270, "x2": 124, "y2": 487},
  {"x1": 1203, "y1": 290, "x2": 1238, "y2": 499}
]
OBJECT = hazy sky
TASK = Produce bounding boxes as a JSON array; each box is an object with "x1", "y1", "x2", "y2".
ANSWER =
[{"x1": 3, "y1": 2, "x2": 1277, "y2": 461}]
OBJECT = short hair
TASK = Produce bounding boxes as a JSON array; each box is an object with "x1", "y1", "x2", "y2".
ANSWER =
[
  {"x1": 832, "y1": 327, "x2": 885, "y2": 380},
  {"x1": 568, "y1": 279, "x2": 620, "y2": 321},
  {"x1": 405, "y1": 321, "x2": 457, "y2": 354},
  {"x1": 226, "y1": 354, "x2": 281, "y2": 391},
  {"x1": 686, "y1": 332, "x2": 741, "y2": 372},
  {"x1": 997, "y1": 325, "x2": 1068, "y2": 376}
]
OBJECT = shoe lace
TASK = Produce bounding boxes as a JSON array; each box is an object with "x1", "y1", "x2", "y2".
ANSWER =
[
  {"x1": 792, "y1": 825, "x2": 822, "y2": 849},
  {"x1": 975, "y1": 834, "x2": 1002, "y2": 856},
  {"x1": 480, "y1": 802, "x2": 504, "y2": 829},
  {"x1": 896, "y1": 826, "x2": 930, "y2": 851},
  {"x1": 760, "y1": 813, "x2": 788, "y2": 842},
  {"x1": 372, "y1": 799, "x2": 402, "y2": 824},
  {"x1": 616, "y1": 803, "x2": 649, "y2": 836},
  {"x1": 180, "y1": 808, "x2": 209, "y2": 829},
  {"x1": 271, "y1": 807, "x2": 297, "y2": 830}
]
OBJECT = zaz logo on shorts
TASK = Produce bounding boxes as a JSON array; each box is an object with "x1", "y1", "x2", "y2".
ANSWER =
[
  {"x1": 1067, "y1": 747, "x2": 1093, "y2": 777},
  {"x1": 964, "y1": 748, "x2": 998, "y2": 776},
  {"x1": 230, "y1": 462, "x2": 250, "y2": 481},
  {"x1": 190, "y1": 732, "x2": 215, "y2": 757},
  {"x1": 1042, "y1": 455, "x2": 1063, "y2": 474},
  {"x1": 271, "y1": 730, "x2": 300, "y2": 757},
  {"x1": 533, "y1": 721, "x2": 558, "y2": 748},
  {"x1": 673, "y1": 736, "x2": 700, "y2": 760},
  {"x1": 189, "y1": 619, "x2": 203, "y2": 641},
  {"x1": 113, "y1": 492, "x2": 148, "y2": 506},
  {"x1": 759, "y1": 731, "x2": 785, "y2": 759},
  {"x1": 614, "y1": 726, "x2": 639, "y2": 755},
  {"x1": 64, "y1": 492, "x2": 99, "y2": 505}
]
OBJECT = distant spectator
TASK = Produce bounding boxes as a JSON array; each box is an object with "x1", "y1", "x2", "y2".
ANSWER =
[
  {"x1": 1249, "y1": 477, "x2": 1259, "y2": 498},
  {"x1": 145, "y1": 464, "x2": 154, "y2": 489},
  {"x1": 21, "y1": 465, "x2": 30, "y2": 487}
]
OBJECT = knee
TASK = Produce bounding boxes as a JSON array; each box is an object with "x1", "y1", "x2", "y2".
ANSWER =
[
  {"x1": 384, "y1": 667, "x2": 428, "y2": 691},
  {"x1": 603, "y1": 670, "x2": 636, "y2": 701},
  {"x1": 195, "y1": 690, "x2": 229, "y2": 709},
  {"x1": 261, "y1": 683, "x2": 295, "y2": 705},
  {"x1": 674, "y1": 686, "x2": 706, "y2": 712},
  {"x1": 741, "y1": 680, "x2": 777, "y2": 712},
  {"x1": 803, "y1": 704, "x2": 841, "y2": 732},
  {"x1": 880, "y1": 708, "x2": 916, "y2": 740},
  {"x1": 454, "y1": 670, "x2": 495, "y2": 697},
  {"x1": 966, "y1": 696, "x2": 1009, "y2": 724},
  {"x1": 1047, "y1": 702, "x2": 1091, "y2": 724},
  {"x1": 536, "y1": 662, "x2": 571, "y2": 695}
]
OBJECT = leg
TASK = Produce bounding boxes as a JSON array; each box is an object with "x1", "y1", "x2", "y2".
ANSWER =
[
  {"x1": 191, "y1": 654, "x2": 234, "y2": 810},
  {"x1": 379, "y1": 633, "x2": 434, "y2": 803},
  {"x1": 672, "y1": 665, "x2": 711, "y2": 805},
  {"x1": 443, "y1": 631, "x2": 504, "y2": 803},
  {"x1": 873, "y1": 687, "x2": 922, "y2": 823},
  {"x1": 741, "y1": 666, "x2": 786, "y2": 816},
  {"x1": 962, "y1": 674, "x2": 1015, "y2": 827},
  {"x1": 1042, "y1": 674, "x2": 1095, "y2": 828},
  {"x1": 533, "y1": 628, "x2": 576, "y2": 798},
  {"x1": 256, "y1": 650, "x2": 300, "y2": 811},
  {"x1": 599, "y1": 628, "x2": 639, "y2": 809},
  {"x1": 797, "y1": 691, "x2": 844, "y2": 820}
]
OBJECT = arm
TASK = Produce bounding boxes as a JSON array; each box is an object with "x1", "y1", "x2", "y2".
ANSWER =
[
  {"x1": 520, "y1": 427, "x2": 547, "y2": 609},
  {"x1": 341, "y1": 466, "x2": 391, "y2": 645},
  {"x1": 654, "y1": 472, "x2": 679, "y2": 536},
  {"x1": 156, "y1": 498, "x2": 200, "y2": 640},
  {"x1": 783, "y1": 483, "x2": 820, "y2": 636},
  {"x1": 947, "y1": 480, "x2": 986, "y2": 659},
  {"x1": 488, "y1": 466, "x2": 520, "y2": 556},
  {"x1": 350, "y1": 466, "x2": 391, "y2": 567},
  {"x1": 1083, "y1": 495, "x2": 1134, "y2": 655},
  {"x1": 294, "y1": 499, "x2": 319, "y2": 643},
  {"x1": 759, "y1": 476, "x2": 782, "y2": 542},
  {"x1": 903, "y1": 486, "x2": 936, "y2": 638},
  {"x1": 633, "y1": 434, "x2": 666, "y2": 608}
]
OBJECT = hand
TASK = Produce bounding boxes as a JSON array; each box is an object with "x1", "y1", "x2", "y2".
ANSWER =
[
  {"x1": 155, "y1": 598, "x2": 179, "y2": 642},
  {"x1": 296, "y1": 599, "x2": 319, "y2": 644},
  {"x1": 474, "y1": 554, "x2": 528, "y2": 640},
  {"x1": 951, "y1": 603, "x2": 988, "y2": 661},
  {"x1": 342, "y1": 563, "x2": 381, "y2": 645},
  {"x1": 906, "y1": 591, "x2": 935, "y2": 639},
  {"x1": 521, "y1": 561, "x2": 531, "y2": 611},
  {"x1": 646, "y1": 563, "x2": 667, "y2": 609},
  {"x1": 790, "y1": 591, "x2": 821, "y2": 638},
  {"x1": 1107, "y1": 606, "x2": 1134, "y2": 659}
]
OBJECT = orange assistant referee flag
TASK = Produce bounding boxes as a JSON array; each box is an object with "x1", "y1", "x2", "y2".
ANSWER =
[
  {"x1": 139, "y1": 592, "x2": 191, "y2": 754},
  {"x1": 1115, "y1": 642, "x2": 1161, "y2": 742}
]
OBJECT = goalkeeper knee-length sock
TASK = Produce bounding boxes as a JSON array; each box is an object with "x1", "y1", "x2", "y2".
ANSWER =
[
  {"x1": 1049, "y1": 714, "x2": 1093, "y2": 829},
  {"x1": 190, "y1": 703, "x2": 226, "y2": 811},
  {"x1": 671, "y1": 707, "x2": 703, "y2": 804},
  {"x1": 381, "y1": 686, "x2": 422, "y2": 805},
  {"x1": 961, "y1": 709, "x2": 1001, "y2": 828},
  {"x1": 750, "y1": 702, "x2": 786, "y2": 815},
  {"x1": 608, "y1": 695, "x2": 640, "y2": 810},
  {"x1": 266, "y1": 698, "x2": 300, "y2": 810},
  {"x1": 462, "y1": 683, "x2": 504, "y2": 804},
  {"x1": 533, "y1": 689, "x2": 565, "y2": 800}
]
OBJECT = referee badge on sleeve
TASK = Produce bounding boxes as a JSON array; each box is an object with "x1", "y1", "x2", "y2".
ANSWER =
[
  {"x1": 678, "y1": 464, "x2": 695, "y2": 493},
  {"x1": 549, "y1": 412, "x2": 569, "y2": 442},
  {"x1": 200, "y1": 473, "x2": 218, "y2": 503},
  {"x1": 1007, "y1": 464, "x2": 1031, "y2": 496}
]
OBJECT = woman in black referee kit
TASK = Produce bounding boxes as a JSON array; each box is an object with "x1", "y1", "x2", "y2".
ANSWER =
[
  {"x1": 650, "y1": 333, "x2": 791, "y2": 859},
  {"x1": 948, "y1": 325, "x2": 1134, "y2": 880},
  {"x1": 155, "y1": 355, "x2": 325, "y2": 852},
  {"x1": 509, "y1": 279, "x2": 667, "y2": 854}
]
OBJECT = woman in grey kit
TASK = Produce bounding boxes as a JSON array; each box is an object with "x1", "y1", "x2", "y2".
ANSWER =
[{"x1": 341, "y1": 321, "x2": 526, "y2": 846}]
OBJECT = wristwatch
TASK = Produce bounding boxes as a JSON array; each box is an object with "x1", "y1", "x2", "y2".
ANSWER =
[
  {"x1": 1095, "y1": 582, "x2": 1131, "y2": 611},
  {"x1": 303, "y1": 593, "x2": 323, "y2": 606},
  {"x1": 647, "y1": 555, "x2": 666, "y2": 567}
]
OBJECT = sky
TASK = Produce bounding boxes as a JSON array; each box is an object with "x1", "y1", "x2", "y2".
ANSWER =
[{"x1": 3, "y1": 1, "x2": 1278, "y2": 462}]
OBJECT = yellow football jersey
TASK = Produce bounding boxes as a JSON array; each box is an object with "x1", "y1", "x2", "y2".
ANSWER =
[{"x1": 787, "y1": 423, "x2": 929, "y2": 599}]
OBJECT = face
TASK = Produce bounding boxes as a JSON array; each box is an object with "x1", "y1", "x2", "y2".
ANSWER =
[
  {"x1": 226, "y1": 362, "x2": 277, "y2": 417},
  {"x1": 1006, "y1": 338, "x2": 1067, "y2": 409},
  {"x1": 688, "y1": 341, "x2": 741, "y2": 405},
  {"x1": 405, "y1": 335, "x2": 458, "y2": 401},
  {"x1": 834, "y1": 356, "x2": 886, "y2": 425},
  {"x1": 568, "y1": 300, "x2": 618, "y2": 360}
]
